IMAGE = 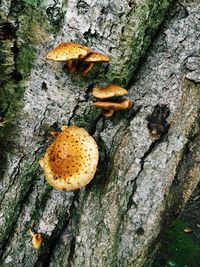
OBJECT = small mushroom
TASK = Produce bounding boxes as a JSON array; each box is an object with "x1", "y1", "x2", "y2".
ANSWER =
[
  {"x1": 46, "y1": 42, "x2": 92, "y2": 73},
  {"x1": 94, "y1": 100, "x2": 133, "y2": 118},
  {"x1": 82, "y1": 52, "x2": 110, "y2": 76},
  {"x1": 29, "y1": 228, "x2": 43, "y2": 249},
  {"x1": 183, "y1": 227, "x2": 193, "y2": 233},
  {"x1": 39, "y1": 125, "x2": 99, "y2": 190},
  {"x1": 92, "y1": 84, "x2": 128, "y2": 99}
]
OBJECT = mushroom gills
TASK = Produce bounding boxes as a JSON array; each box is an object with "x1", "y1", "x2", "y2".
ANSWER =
[{"x1": 94, "y1": 100, "x2": 133, "y2": 117}]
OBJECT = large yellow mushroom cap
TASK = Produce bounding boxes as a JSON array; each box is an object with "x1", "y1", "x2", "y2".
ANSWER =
[
  {"x1": 46, "y1": 42, "x2": 92, "y2": 62},
  {"x1": 39, "y1": 125, "x2": 99, "y2": 190}
]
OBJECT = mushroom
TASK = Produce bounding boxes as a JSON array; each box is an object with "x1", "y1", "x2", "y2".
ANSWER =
[
  {"x1": 39, "y1": 125, "x2": 99, "y2": 190},
  {"x1": 94, "y1": 99, "x2": 133, "y2": 117},
  {"x1": 92, "y1": 84, "x2": 128, "y2": 99},
  {"x1": 94, "y1": 99, "x2": 133, "y2": 111},
  {"x1": 81, "y1": 52, "x2": 110, "y2": 76},
  {"x1": 29, "y1": 228, "x2": 43, "y2": 249},
  {"x1": 183, "y1": 227, "x2": 192, "y2": 233},
  {"x1": 46, "y1": 42, "x2": 92, "y2": 73}
]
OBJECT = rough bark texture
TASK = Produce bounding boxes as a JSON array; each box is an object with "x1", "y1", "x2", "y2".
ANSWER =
[{"x1": 0, "y1": 0, "x2": 199, "y2": 266}]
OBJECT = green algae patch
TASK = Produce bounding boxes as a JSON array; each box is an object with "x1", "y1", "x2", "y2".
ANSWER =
[
  {"x1": 16, "y1": 44, "x2": 37, "y2": 77},
  {"x1": 153, "y1": 219, "x2": 200, "y2": 267},
  {"x1": 0, "y1": 4, "x2": 49, "y2": 123},
  {"x1": 0, "y1": 3, "x2": 50, "y2": 209},
  {"x1": 73, "y1": 107, "x2": 102, "y2": 132},
  {"x1": 24, "y1": 0, "x2": 42, "y2": 7},
  {"x1": 107, "y1": 0, "x2": 173, "y2": 85}
]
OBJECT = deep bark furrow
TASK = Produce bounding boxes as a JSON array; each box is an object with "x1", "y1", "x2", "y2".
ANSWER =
[
  {"x1": 125, "y1": 137, "x2": 162, "y2": 214},
  {"x1": 35, "y1": 191, "x2": 80, "y2": 267}
]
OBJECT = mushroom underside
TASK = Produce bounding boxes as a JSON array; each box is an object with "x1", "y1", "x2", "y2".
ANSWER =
[{"x1": 94, "y1": 100, "x2": 133, "y2": 117}]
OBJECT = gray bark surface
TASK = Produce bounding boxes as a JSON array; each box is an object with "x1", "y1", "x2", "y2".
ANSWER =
[{"x1": 0, "y1": 0, "x2": 200, "y2": 266}]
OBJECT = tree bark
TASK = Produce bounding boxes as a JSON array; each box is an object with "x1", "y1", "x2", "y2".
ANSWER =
[{"x1": 0, "y1": 0, "x2": 200, "y2": 266}]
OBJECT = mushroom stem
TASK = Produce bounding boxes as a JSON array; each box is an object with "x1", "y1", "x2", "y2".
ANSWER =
[
  {"x1": 66, "y1": 59, "x2": 77, "y2": 73},
  {"x1": 102, "y1": 110, "x2": 114, "y2": 118},
  {"x1": 29, "y1": 228, "x2": 35, "y2": 237},
  {"x1": 82, "y1": 63, "x2": 94, "y2": 76}
]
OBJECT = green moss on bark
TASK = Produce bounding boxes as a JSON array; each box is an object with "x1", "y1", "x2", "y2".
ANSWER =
[{"x1": 106, "y1": 0, "x2": 173, "y2": 85}]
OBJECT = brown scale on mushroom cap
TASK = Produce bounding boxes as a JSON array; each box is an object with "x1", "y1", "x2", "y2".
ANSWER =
[
  {"x1": 92, "y1": 84, "x2": 128, "y2": 99},
  {"x1": 39, "y1": 125, "x2": 99, "y2": 190},
  {"x1": 46, "y1": 42, "x2": 92, "y2": 62}
]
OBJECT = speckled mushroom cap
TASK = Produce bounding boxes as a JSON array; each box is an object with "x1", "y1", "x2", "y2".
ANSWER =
[
  {"x1": 39, "y1": 125, "x2": 99, "y2": 190},
  {"x1": 46, "y1": 42, "x2": 92, "y2": 61},
  {"x1": 83, "y1": 52, "x2": 109, "y2": 63},
  {"x1": 92, "y1": 84, "x2": 128, "y2": 99}
]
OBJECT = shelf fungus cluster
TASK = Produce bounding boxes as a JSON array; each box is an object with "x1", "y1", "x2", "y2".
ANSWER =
[
  {"x1": 46, "y1": 42, "x2": 109, "y2": 76},
  {"x1": 92, "y1": 84, "x2": 133, "y2": 117},
  {"x1": 39, "y1": 125, "x2": 99, "y2": 190}
]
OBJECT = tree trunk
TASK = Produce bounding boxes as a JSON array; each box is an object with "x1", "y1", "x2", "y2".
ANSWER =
[{"x1": 0, "y1": 0, "x2": 200, "y2": 266}]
